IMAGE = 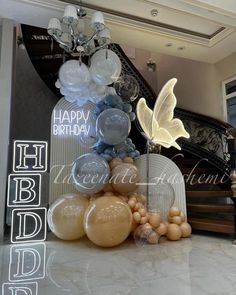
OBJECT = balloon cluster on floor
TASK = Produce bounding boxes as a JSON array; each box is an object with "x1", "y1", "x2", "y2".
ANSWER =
[
  {"x1": 48, "y1": 48, "x2": 192, "y2": 247},
  {"x1": 48, "y1": 156, "x2": 192, "y2": 247}
]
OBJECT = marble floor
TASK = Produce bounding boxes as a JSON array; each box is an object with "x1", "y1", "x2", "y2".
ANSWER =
[{"x1": 1, "y1": 234, "x2": 236, "y2": 295}]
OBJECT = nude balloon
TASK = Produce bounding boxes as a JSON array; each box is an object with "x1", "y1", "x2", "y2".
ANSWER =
[
  {"x1": 84, "y1": 196, "x2": 132, "y2": 247},
  {"x1": 111, "y1": 163, "x2": 139, "y2": 193},
  {"x1": 47, "y1": 193, "x2": 89, "y2": 241}
]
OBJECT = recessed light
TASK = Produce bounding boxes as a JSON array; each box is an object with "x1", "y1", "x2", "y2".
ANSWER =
[
  {"x1": 178, "y1": 46, "x2": 186, "y2": 50},
  {"x1": 151, "y1": 9, "x2": 158, "y2": 17},
  {"x1": 165, "y1": 43, "x2": 173, "y2": 47}
]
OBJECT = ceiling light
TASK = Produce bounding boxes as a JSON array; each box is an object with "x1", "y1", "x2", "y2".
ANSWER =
[
  {"x1": 47, "y1": 5, "x2": 111, "y2": 56},
  {"x1": 151, "y1": 9, "x2": 159, "y2": 17},
  {"x1": 147, "y1": 58, "x2": 156, "y2": 72}
]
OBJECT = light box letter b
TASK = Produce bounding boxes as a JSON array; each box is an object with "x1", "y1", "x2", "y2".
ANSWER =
[{"x1": 7, "y1": 174, "x2": 41, "y2": 207}]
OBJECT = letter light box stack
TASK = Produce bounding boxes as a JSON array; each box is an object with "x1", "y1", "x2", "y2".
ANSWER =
[{"x1": 7, "y1": 140, "x2": 48, "y2": 243}]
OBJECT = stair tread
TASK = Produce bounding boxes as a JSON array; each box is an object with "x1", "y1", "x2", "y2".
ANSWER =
[
  {"x1": 174, "y1": 158, "x2": 210, "y2": 167},
  {"x1": 187, "y1": 190, "x2": 232, "y2": 197},
  {"x1": 181, "y1": 167, "x2": 219, "y2": 174},
  {"x1": 188, "y1": 217, "x2": 234, "y2": 234},
  {"x1": 187, "y1": 204, "x2": 234, "y2": 213}
]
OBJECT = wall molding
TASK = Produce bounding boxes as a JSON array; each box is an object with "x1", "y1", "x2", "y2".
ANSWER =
[{"x1": 12, "y1": 0, "x2": 234, "y2": 47}]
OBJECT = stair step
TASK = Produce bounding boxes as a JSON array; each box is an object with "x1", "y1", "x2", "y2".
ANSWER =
[
  {"x1": 181, "y1": 167, "x2": 218, "y2": 174},
  {"x1": 187, "y1": 204, "x2": 234, "y2": 213},
  {"x1": 188, "y1": 218, "x2": 235, "y2": 234},
  {"x1": 186, "y1": 190, "x2": 232, "y2": 198},
  {"x1": 174, "y1": 158, "x2": 209, "y2": 167}
]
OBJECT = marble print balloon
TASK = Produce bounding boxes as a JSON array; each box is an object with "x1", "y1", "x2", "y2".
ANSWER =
[{"x1": 96, "y1": 108, "x2": 131, "y2": 145}]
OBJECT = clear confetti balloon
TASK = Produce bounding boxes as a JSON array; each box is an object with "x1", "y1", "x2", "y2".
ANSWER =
[
  {"x1": 139, "y1": 180, "x2": 175, "y2": 220},
  {"x1": 59, "y1": 60, "x2": 91, "y2": 91},
  {"x1": 78, "y1": 102, "x2": 98, "y2": 148},
  {"x1": 96, "y1": 108, "x2": 131, "y2": 145},
  {"x1": 71, "y1": 153, "x2": 110, "y2": 194},
  {"x1": 90, "y1": 49, "x2": 121, "y2": 86},
  {"x1": 113, "y1": 75, "x2": 140, "y2": 102}
]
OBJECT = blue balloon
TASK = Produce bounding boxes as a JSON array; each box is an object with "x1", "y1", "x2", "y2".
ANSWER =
[
  {"x1": 123, "y1": 103, "x2": 132, "y2": 113},
  {"x1": 96, "y1": 109, "x2": 131, "y2": 145},
  {"x1": 71, "y1": 153, "x2": 110, "y2": 194},
  {"x1": 129, "y1": 112, "x2": 136, "y2": 121}
]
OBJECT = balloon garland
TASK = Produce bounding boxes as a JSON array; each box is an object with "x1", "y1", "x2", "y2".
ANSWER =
[{"x1": 48, "y1": 48, "x2": 192, "y2": 247}]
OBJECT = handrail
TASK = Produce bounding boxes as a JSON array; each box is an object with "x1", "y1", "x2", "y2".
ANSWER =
[{"x1": 111, "y1": 43, "x2": 233, "y2": 174}]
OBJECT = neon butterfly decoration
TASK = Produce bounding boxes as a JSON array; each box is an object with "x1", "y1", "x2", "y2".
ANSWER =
[{"x1": 136, "y1": 78, "x2": 190, "y2": 150}]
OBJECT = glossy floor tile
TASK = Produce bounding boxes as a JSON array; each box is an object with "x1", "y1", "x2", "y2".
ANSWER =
[{"x1": 1, "y1": 234, "x2": 236, "y2": 295}]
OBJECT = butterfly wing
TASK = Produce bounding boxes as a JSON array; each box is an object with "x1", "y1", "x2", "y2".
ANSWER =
[
  {"x1": 152, "y1": 78, "x2": 177, "y2": 128},
  {"x1": 161, "y1": 118, "x2": 190, "y2": 141},
  {"x1": 136, "y1": 97, "x2": 155, "y2": 140},
  {"x1": 151, "y1": 78, "x2": 190, "y2": 149}
]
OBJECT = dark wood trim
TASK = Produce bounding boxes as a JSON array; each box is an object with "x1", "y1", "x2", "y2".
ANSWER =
[
  {"x1": 187, "y1": 191, "x2": 233, "y2": 198},
  {"x1": 188, "y1": 218, "x2": 234, "y2": 234},
  {"x1": 187, "y1": 204, "x2": 235, "y2": 213}
]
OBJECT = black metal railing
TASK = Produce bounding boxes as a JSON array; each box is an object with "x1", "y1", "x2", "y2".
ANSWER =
[{"x1": 111, "y1": 43, "x2": 234, "y2": 175}]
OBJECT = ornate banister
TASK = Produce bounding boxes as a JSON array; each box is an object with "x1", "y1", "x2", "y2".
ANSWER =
[{"x1": 111, "y1": 43, "x2": 233, "y2": 175}]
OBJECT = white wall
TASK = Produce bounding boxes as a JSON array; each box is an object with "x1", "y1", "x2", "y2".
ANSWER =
[
  {"x1": 215, "y1": 52, "x2": 236, "y2": 121},
  {"x1": 124, "y1": 46, "x2": 223, "y2": 120},
  {"x1": 215, "y1": 52, "x2": 236, "y2": 83},
  {"x1": 0, "y1": 19, "x2": 14, "y2": 240}
]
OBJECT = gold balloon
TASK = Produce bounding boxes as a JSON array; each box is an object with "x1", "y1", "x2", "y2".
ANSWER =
[
  {"x1": 84, "y1": 196, "x2": 132, "y2": 247},
  {"x1": 48, "y1": 193, "x2": 89, "y2": 241},
  {"x1": 111, "y1": 163, "x2": 139, "y2": 193}
]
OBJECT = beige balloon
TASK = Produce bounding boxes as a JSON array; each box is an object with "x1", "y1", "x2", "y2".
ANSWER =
[
  {"x1": 180, "y1": 222, "x2": 192, "y2": 238},
  {"x1": 84, "y1": 196, "x2": 132, "y2": 247},
  {"x1": 156, "y1": 222, "x2": 167, "y2": 236},
  {"x1": 48, "y1": 193, "x2": 89, "y2": 241},
  {"x1": 111, "y1": 163, "x2": 139, "y2": 193},
  {"x1": 166, "y1": 224, "x2": 182, "y2": 241}
]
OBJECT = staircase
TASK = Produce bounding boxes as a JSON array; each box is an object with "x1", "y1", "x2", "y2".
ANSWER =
[
  {"x1": 21, "y1": 24, "x2": 236, "y2": 237},
  {"x1": 162, "y1": 149, "x2": 235, "y2": 235}
]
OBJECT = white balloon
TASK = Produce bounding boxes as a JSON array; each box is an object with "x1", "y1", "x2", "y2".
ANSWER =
[
  {"x1": 96, "y1": 85, "x2": 107, "y2": 95},
  {"x1": 65, "y1": 94, "x2": 77, "y2": 103},
  {"x1": 60, "y1": 86, "x2": 69, "y2": 96},
  {"x1": 89, "y1": 49, "x2": 121, "y2": 86},
  {"x1": 59, "y1": 60, "x2": 91, "y2": 91},
  {"x1": 55, "y1": 79, "x2": 61, "y2": 89},
  {"x1": 76, "y1": 98, "x2": 87, "y2": 107},
  {"x1": 88, "y1": 82, "x2": 97, "y2": 91}
]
